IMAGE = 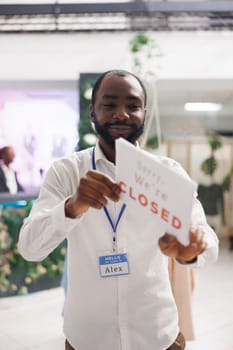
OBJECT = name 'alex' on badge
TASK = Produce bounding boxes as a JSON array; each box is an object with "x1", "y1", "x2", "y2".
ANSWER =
[{"x1": 100, "y1": 262, "x2": 129, "y2": 277}]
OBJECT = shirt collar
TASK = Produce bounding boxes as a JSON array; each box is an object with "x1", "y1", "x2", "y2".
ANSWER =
[
  {"x1": 94, "y1": 141, "x2": 107, "y2": 163},
  {"x1": 94, "y1": 139, "x2": 139, "y2": 166},
  {"x1": 2, "y1": 163, "x2": 13, "y2": 173},
  {"x1": 93, "y1": 141, "x2": 115, "y2": 170}
]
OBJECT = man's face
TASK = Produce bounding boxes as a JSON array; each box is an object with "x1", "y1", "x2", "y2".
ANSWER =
[
  {"x1": 90, "y1": 74, "x2": 146, "y2": 148},
  {"x1": 3, "y1": 147, "x2": 15, "y2": 165}
]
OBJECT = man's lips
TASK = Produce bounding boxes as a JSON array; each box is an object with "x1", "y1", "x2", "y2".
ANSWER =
[
  {"x1": 107, "y1": 125, "x2": 134, "y2": 136},
  {"x1": 108, "y1": 125, "x2": 133, "y2": 131}
]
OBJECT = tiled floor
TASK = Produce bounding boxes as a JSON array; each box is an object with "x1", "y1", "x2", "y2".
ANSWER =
[
  {"x1": 0, "y1": 240, "x2": 233, "y2": 350},
  {"x1": 0, "y1": 288, "x2": 65, "y2": 350},
  {"x1": 188, "y1": 239, "x2": 233, "y2": 350}
]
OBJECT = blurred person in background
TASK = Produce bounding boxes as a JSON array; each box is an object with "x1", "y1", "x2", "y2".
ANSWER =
[{"x1": 0, "y1": 146, "x2": 24, "y2": 194}]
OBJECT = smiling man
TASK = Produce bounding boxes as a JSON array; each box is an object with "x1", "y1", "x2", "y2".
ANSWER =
[
  {"x1": 18, "y1": 69, "x2": 218, "y2": 350},
  {"x1": 90, "y1": 71, "x2": 145, "y2": 150}
]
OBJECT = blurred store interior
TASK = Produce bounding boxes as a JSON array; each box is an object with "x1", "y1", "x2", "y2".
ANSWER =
[{"x1": 0, "y1": 1, "x2": 233, "y2": 349}]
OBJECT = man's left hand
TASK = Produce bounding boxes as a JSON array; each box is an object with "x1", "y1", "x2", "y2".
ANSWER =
[{"x1": 158, "y1": 228, "x2": 207, "y2": 263}]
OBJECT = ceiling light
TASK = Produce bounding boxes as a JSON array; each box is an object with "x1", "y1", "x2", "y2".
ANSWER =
[{"x1": 184, "y1": 102, "x2": 222, "y2": 112}]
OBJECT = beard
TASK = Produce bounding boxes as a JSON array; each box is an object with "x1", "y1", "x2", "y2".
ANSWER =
[{"x1": 93, "y1": 114, "x2": 144, "y2": 148}]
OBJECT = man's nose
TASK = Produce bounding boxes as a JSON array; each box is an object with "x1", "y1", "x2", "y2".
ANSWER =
[{"x1": 112, "y1": 106, "x2": 129, "y2": 121}]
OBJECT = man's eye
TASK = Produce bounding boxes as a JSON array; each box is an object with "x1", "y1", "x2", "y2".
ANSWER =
[
  {"x1": 103, "y1": 104, "x2": 116, "y2": 109},
  {"x1": 128, "y1": 105, "x2": 141, "y2": 111}
]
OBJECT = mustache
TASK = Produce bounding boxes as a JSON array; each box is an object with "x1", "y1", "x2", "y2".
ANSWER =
[{"x1": 104, "y1": 121, "x2": 137, "y2": 128}]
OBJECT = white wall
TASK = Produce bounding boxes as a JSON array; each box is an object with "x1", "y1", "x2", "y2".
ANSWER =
[
  {"x1": 0, "y1": 32, "x2": 133, "y2": 80},
  {"x1": 1, "y1": 31, "x2": 233, "y2": 80},
  {"x1": 1, "y1": 31, "x2": 233, "y2": 141}
]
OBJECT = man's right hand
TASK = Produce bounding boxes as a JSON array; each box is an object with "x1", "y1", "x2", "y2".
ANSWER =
[{"x1": 65, "y1": 170, "x2": 121, "y2": 218}]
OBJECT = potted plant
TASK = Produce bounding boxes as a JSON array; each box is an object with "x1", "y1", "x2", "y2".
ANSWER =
[
  {"x1": 0, "y1": 201, "x2": 66, "y2": 297},
  {"x1": 198, "y1": 132, "x2": 226, "y2": 235}
]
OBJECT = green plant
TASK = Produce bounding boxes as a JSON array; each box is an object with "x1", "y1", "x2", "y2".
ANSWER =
[
  {"x1": 207, "y1": 133, "x2": 222, "y2": 151},
  {"x1": 129, "y1": 33, "x2": 163, "y2": 149},
  {"x1": 201, "y1": 156, "x2": 218, "y2": 176},
  {"x1": 201, "y1": 133, "x2": 222, "y2": 176},
  {"x1": 222, "y1": 166, "x2": 233, "y2": 192},
  {"x1": 0, "y1": 222, "x2": 11, "y2": 293},
  {"x1": 78, "y1": 75, "x2": 99, "y2": 150},
  {"x1": 0, "y1": 202, "x2": 66, "y2": 297},
  {"x1": 129, "y1": 33, "x2": 162, "y2": 76},
  {"x1": 146, "y1": 136, "x2": 158, "y2": 150},
  {"x1": 200, "y1": 132, "x2": 233, "y2": 192}
]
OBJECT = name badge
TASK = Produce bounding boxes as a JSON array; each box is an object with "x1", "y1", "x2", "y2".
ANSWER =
[{"x1": 99, "y1": 252, "x2": 129, "y2": 278}]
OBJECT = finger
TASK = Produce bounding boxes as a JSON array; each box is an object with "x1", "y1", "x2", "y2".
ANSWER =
[
  {"x1": 86, "y1": 170, "x2": 120, "y2": 201},
  {"x1": 190, "y1": 221, "x2": 198, "y2": 232},
  {"x1": 87, "y1": 170, "x2": 116, "y2": 187},
  {"x1": 78, "y1": 172, "x2": 120, "y2": 209},
  {"x1": 158, "y1": 233, "x2": 179, "y2": 251},
  {"x1": 188, "y1": 235, "x2": 207, "y2": 257},
  {"x1": 87, "y1": 178, "x2": 120, "y2": 202},
  {"x1": 192, "y1": 240, "x2": 207, "y2": 255},
  {"x1": 159, "y1": 233, "x2": 177, "y2": 244},
  {"x1": 80, "y1": 176, "x2": 109, "y2": 200},
  {"x1": 78, "y1": 185, "x2": 108, "y2": 208},
  {"x1": 190, "y1": 226, "x2": 203, "y2": 240},
  {"x1": 79, "y1": 192, "x2": 107, "y2": 209}
]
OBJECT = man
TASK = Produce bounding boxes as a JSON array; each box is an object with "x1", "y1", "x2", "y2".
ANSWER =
[
  {"x1": 0, "y1": 146, "x2": 24, "y2": 193},
  {"x1": 18, "y1": 70, "x2": 218, "y2": 350}
]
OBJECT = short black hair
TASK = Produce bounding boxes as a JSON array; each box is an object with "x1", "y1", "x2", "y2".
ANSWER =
[
  {"x1": 0, "y1": 146, "x2": 11, "y2": 159},
  {"x1": 91, "y1": 69, "x2": 147, "y2": 106}
]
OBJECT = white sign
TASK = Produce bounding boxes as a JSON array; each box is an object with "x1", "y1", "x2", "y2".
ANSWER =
[{"x1": 115, "y1": 138, "x2": 196, "y2": 246}]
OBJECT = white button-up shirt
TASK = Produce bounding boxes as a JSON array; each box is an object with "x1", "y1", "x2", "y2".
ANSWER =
[
  {"x1": 1, "y1": 164, "x2": 18, "y2": 194},
  {"x1": 18, "y1": 142, "x2": 218, "y2": 350}
]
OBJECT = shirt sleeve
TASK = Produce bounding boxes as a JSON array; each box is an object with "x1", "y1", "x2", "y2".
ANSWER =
[
  {"x1": 17, "y1": 158, "x2": 83, "y2": 262},
  {"x1": 189, "y1": 196, "x2": 219, "y2": 268},
  {"x1": 161, "y1": 156, "x2": 219, "y2": 267}
]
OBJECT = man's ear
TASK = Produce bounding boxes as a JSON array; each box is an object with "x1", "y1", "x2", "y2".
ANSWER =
[{"x1": 89, "y1": 105, "x2": 95, "y2": 121}]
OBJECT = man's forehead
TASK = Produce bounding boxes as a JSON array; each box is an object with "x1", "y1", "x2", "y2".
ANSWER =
[
  {"x1": 101, "y1": 73, "x2": 139, "y2": 86},
  {"x1": 98, "y1": 73, "x2": 145, "y2": 100}
]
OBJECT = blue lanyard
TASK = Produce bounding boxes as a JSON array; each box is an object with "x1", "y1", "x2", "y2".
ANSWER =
[{"x1": 92, "y1": 147, "x2": 126, "y2": 251}]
